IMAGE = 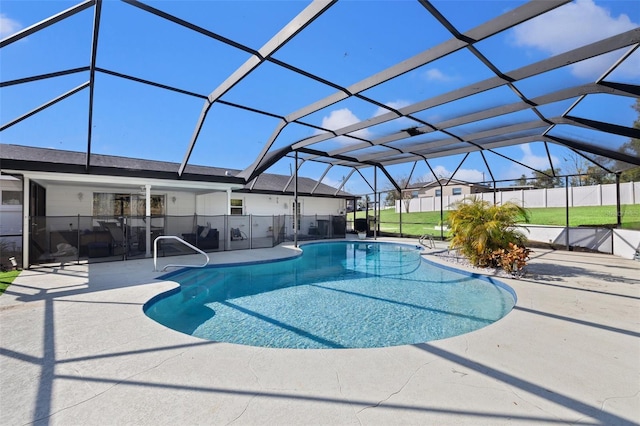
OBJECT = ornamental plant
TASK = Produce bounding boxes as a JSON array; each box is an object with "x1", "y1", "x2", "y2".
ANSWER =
[
  {"x1": 447, "y1": 197, "x2": 530, "y2": 269},
  {"x1": 491, "y1": 242, "x2": 532, "y2": 276}
]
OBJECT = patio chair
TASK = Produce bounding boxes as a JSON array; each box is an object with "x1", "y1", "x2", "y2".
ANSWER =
[
  {"x1": 230, "y1": 227, "x2": 247, "y2": 241},
  {"x1": 101, "y1": 221, "x2": 130, "y2": 256}
]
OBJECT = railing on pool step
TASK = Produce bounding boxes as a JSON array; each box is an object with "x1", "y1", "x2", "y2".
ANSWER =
[{"x1": 154, "y1": 236, "x2": 210, "y2": 272}]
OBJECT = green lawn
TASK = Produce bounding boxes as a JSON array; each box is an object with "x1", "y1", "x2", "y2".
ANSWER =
[
  {"x1": 0, "y1": 270, "x2": 20, "y2": 295},
  {"x1": 351, "y1": 204, "x2": 640, "y2": 237}
]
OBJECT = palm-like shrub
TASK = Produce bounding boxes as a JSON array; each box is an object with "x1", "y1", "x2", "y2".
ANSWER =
[{"x1": 448, "y1": 197, "x2": 530, "y2": 268}]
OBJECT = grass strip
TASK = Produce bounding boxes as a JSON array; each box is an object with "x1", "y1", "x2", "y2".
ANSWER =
[
  {"x1": 0, "y1": 270, "x2": 20, "y2": 295},
  {"x1": 351, "y1": 204, "x2": 640, "y2": 237}
]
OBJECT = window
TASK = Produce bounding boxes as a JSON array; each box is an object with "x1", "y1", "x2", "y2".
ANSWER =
[
  {"x1": 435, "y1": 189, "x2": 442, "y2": 197},
  {"x1": 93, "y1": 193, "x2": 165, "y2": 216},
  {"x1": 1, "y1": 191, "x2": 22, "y2": 205},
  {"x1": 452, "y1": 188, "x2": 462, "y2": 195},
  {"x1": 230, "y1": 198, "x2": 244, "y2": 215}
]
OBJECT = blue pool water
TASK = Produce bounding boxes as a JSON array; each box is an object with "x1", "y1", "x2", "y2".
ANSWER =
[{"x1": 144, "y1": 241, "x2": 516, "y2": 349}]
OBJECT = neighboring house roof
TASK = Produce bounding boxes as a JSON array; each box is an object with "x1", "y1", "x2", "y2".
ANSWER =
[
  {"x1": 404, "y1": 178, "x2": 492, "y2": 191},
  {"x1": 0, "y1": 144, "x2": 352, "y2": 198}
]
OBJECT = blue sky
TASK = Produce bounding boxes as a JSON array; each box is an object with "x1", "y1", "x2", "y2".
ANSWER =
[{"x1": 1, "y1": 0, "x2": 638, "y2": 195}]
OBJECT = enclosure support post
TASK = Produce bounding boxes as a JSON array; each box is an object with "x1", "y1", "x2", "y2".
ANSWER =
[
  {"x1": 249, "y1": 214, "x2": 253, "y2": 250},
  {"x1": 439, "y1": 180, "x2": 444, "y2": 241},
  {"x1": 76, "y1": 214, "x2": 80, "y2": 264},
  {"x1": 353, "y1": 196, "x2": 357, "y2": 232},
  {"x1": 565, "y1": 176, "x2": 570, "y2": 251},
  {"x1": 493, "y1": 180, "x2": 497, "y2": 205},
  {"x1": 22, "y1": 176, "x2": 30, "y2": 270},
  {"x1": 374, "y1": 167, "x2": 378, "y2": 240},
  {"x1": 615, "y1": 172, "x2": 622, "y2": 228},
  {"x1": 399, "y1": 193, "x2": 402, "y2": 237},
  {"x1": 294, "y1": 151, "x2": 298, "y2": 248},
  {"x1": 145, "y1": 184, "x2": 151, "y2": 258}
]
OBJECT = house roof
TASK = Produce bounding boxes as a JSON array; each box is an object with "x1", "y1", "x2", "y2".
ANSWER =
[
  {"x1": 0, "y1": 143, "x2": 352, "y2": 198},
  {"x1": 405, "y1": 178, "x2": 492, "y2": 190},
  {"x1": 1, "y1": 1, "x2": 638, "y2": 194}
]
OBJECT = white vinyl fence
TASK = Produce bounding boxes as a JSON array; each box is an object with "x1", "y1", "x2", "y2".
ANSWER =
[{"x1": 397, "y1": 182, "x2": 639, "y2": 213}]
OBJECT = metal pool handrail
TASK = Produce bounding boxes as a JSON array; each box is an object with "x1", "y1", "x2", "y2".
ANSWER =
[
  {"x1": 154, "y1": 235, "x2": 210, "y2": 272},
  {"x1": 419, "y1": 234, "x2": 435, "y2": 249}
]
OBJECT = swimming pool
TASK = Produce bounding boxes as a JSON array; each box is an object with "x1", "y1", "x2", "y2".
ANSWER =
[{"x1": 145, "y1": 241, "x2": 516, "y2": 349}]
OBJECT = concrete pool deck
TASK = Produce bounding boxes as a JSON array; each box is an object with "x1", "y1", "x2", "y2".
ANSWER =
[{"x1": 1, "y1": 238, "x2": 638, "y2": 425}]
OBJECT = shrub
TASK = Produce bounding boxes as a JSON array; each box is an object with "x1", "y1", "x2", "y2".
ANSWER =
[
  {"x1": 491, "y1": 242, "x2": 532, "y2": 275},
  {"x1": 448, "y1": 197, "x2": 530, "y2": 268}
]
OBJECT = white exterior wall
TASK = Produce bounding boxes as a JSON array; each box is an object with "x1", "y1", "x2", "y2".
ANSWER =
[
  {"x1": 43, "y1": 185, "x2": 198, "y2": 217},
  {"x1": 242, "y1": 194, "x2": 284, "y2": 216},
  {"x1": 195, "y1": 192, "x2": 345, "y2": 216},
  {"x1": 166, "y1": 191, "x2": 196, "y2": 216},
  {"x1": 196, "y1": 192, "x2": 228, "y2": 216},
  {"x1": 42, "y1": 185, "x2": 197, "y2": 237},
  {"x1": 19, "y1": 182, "x2": 344, "y2": 219},
  {"x1": 192, "y1": 192, "x2": 346, "y2": 240},
  {"x1": 289, "y1": 195, "x2": 345, "y2": 216},
  {"x1": 46, "y1": 185, "x2": 94, "y2": 216}
]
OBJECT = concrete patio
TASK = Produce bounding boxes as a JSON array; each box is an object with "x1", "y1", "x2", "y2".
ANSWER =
[{"x1": 1, "y1": 238, "x2": 638, "y2": 425}]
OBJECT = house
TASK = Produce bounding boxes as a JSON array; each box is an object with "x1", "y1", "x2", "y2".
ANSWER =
[
  {"x1": 395, "y1": 178, "x2": 493, "y2": 214},
  {"x1": 406, "y1": 178, "x2": 493, "y2": 198},
  {"x1": 0, "y1": 144, "x2": 353, "y2": 269}
]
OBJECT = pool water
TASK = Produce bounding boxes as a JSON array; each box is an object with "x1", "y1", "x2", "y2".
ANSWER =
[{"x1": 145, "y1": 241, "x2": 516, "y2": 349}]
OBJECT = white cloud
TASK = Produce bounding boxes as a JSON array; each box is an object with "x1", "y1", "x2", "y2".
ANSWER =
[
  {"x1": 422, "y1": 165, "x2": 486, "y2": 182},
  {"x1": 0, "y1": 13, "x2": 21, "y2": 37},
  {"x1": 455, "y1": 168, "x2": 487, "y2": 182},
  {"x1": 520, "y1": 143, "x2": 555, "y2": 169},
  {"x1": 511, "y1": 0, "x2": 639, "y2": 79},
  {"x1": 428, "y1": 165, "x2": 450, "y2": 180},
  {"x1": 316, "y1": 108, "x2": 371, "y2": 143},
  {"x1": 320, "y1": 108, "x2": 359, "y2": 131},
  {"x1": 373, "y1": 100, "x2": 410, "y2": 117},
  {"x1": 320, "y1": 176, "x2": 341, "y2": 190},
  {"x1": 423, "y1": 68, "x2": 455, "y2": 82},
  {"x1": 371, "y1": 100, "x2": 417, "y2": 132},
  {"x1": 504, "y1": 143, "x2": 559, "y2": 180}
]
